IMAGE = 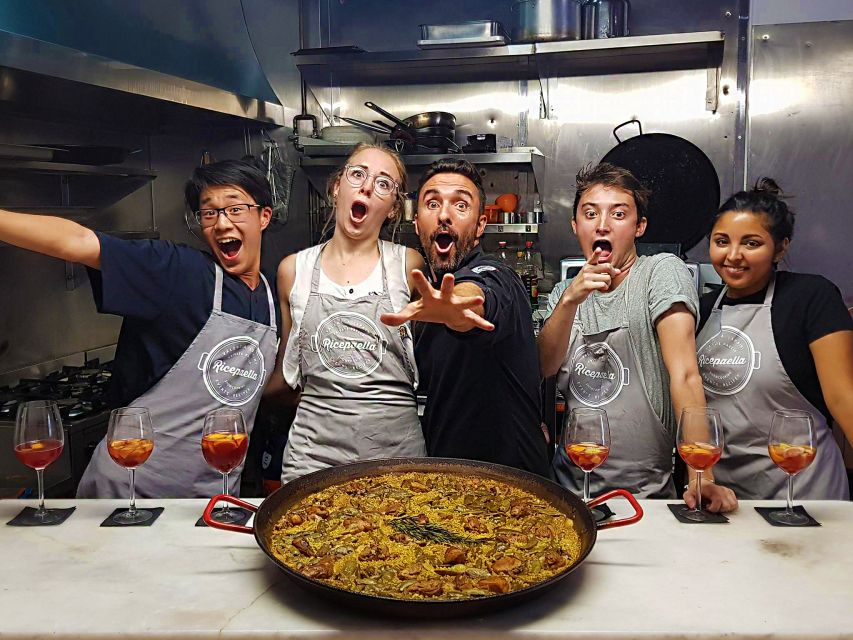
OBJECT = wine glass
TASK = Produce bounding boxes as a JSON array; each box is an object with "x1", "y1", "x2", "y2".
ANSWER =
[
  {"x1": 677, "y1": 406, "x2": 724, "y2": 522},
  {"x1": 767, "y1": 409, "x2": 816, "y2": 526},
  {"x1": 562, "y1": 407, "x2": 611, "y2": 504},
  {"x1": 14, "y1": 400, "x2": 66, "y2": 524},
  {"x1": 107, "y1": 407, "x2": 155, "y2": 524},
  {"x1": 201, "y1": 407, "x2": 248, "y2": 524}
]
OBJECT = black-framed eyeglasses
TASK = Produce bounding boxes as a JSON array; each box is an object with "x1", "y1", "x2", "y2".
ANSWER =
[
  {"x1": 192, "y1": 204, "x2": 262, "y2": 228},
  {"x1": 344, "y1": 165, "x2": 399, "y2": 197}
]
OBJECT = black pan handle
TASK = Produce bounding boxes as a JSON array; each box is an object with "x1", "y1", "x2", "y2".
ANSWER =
[
  {"x1": 372, "y1": 119, "x2": 394, "y2": 131},
  {"x1": 613, "y1": 119, "x2": 643, "y2": 143},
  {"x1": 365, "y1": 101, "x2": 411, "y2": 131}
]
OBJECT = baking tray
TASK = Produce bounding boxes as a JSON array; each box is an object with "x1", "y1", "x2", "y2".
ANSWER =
[{"x1": 418, "y1": 20, "x2": 509, "y2": 48}]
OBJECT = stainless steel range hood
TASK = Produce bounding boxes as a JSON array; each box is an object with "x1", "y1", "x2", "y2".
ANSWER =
[{"x1": 0, "y1": 13, "x2": 286, "y2": 126}]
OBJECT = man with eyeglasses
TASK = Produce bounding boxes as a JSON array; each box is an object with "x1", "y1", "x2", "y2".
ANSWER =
[
  {"x1": 0, "y1": 159, "x2": 279, "y2": 498},
  {"x1": 381, "y1": 159, "x2": 550, "y2": 477}
]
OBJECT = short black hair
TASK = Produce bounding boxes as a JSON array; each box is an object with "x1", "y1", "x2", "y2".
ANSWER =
[
  {"x1": 573, "y1": 162, "x2": 651, "y2": 220},
  {"x1": 184, "y1": 159, "x2": 272, "y2": 212},
  {"x1": 417, "y1": 158, "x2": 485, "y2": 215},
  {"x1": 716, "y1": 177, "x2": 795, "y2": 247}
]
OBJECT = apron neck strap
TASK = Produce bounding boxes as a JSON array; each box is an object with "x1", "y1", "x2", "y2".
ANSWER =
[
  {"x1": 310, "y1": 240, "x2": 390, "y2": 295},
  {"x1": 715, "y1": 273, "x2": 777, "y2": 309},
  {"x1": 713, "y1": 285, "x2": 727, "y2": 309},
  {"x1": 213, "y1": 264, "x2": 224, "y2": 311},
  {"x1": 259, "y1": 272, "x2": 276, "y2": 328},
  {"x1": 763, "y1": 273, "x2": 777, "y2": 305},
  {"x1": 310, "y1": 241, "x2": 328, "y2": 291}
]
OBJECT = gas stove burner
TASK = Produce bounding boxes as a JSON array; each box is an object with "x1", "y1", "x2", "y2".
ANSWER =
[
  {"x1": 1, "y1": 361, "x2": 113, "y2": 425},
  {"x1": 0, "y1": 399, "x2": 18, "y2": 420}
]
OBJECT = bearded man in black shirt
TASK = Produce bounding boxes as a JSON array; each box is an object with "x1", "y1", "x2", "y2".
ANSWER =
[{"x1": 381, "y1": 159, "x2": 550, "y2": 476}]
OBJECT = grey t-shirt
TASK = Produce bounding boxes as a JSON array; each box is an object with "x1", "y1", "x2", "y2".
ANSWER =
[{"x1": 544, "y1": 253, "x2": 699, "y2": 434}]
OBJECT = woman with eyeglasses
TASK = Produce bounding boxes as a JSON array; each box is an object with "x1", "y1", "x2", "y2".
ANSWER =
[
  {"x1": 0, "y1": 160, "x2": 279, "y2": 498},
  {"x1": 695, "y1": 178, "x2": 853, "y2": 501},
  {"x1": 264, "y1": 143, "x2": 429, "y2": 482}
]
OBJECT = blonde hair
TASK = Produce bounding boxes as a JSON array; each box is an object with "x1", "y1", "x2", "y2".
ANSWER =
[{"x1": 323, "y1": 143, "x2": 407, "y2": 241}]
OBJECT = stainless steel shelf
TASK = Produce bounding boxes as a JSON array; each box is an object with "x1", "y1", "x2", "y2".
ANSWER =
[
  {"x1": 301, "y1": 149, "x2": 544, "y2": 196},
  {"x1": 399, "y1": 223, "x2": 539, "y2": 235},
  {"x1": 301, "y1": 150, "x2": 543, "y2": 168},
  {"x1": 294, "y1": 31, "x2": 725, "y2": 85},
  {"x1": 0, "y1": 160, "x2": 156, "y2": 178},
  {"x1": 0, "y1": 161, "x2": 156, "y2": 209}
]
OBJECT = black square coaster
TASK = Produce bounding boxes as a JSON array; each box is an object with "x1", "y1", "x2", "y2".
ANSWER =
[
  {"x1": 100, "y1": 507, "x2": 164, "y2": 527},
  {"x1": 755, "y1": 505, "x2": 821, "y2": 527},
  {"x1": 195, "y1": 507, "x2": 252, "y2": 527},
  {"x1": 667, "y1": 503, "x2": 729, "y2": 524},
  {"x1": 590, "y1": 502, "x2": 615, "y2": 523},
  {"x1": 7, "y1": 506, "x2": 76, "y2": 526}
]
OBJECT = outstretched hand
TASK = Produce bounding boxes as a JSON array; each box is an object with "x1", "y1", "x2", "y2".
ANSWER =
[
  {"x1": 561, "y1": 247, "x2": 621, "y2": 306},
  {"x1": 380, "y1": 270, "x2": 495, "y2": 333}
]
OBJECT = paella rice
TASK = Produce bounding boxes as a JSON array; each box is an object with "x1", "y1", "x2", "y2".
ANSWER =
[{"x1": 269, "y1": 471, "x2": 582, "y2": 600}]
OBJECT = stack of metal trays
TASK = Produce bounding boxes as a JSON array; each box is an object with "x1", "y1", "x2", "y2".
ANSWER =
[{"x1": 417, "y1": 20, "x2": 509, "y2": 48}]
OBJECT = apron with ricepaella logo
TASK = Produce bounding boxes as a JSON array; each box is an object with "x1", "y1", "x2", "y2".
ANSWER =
[
  {"x1": 554, "y1": 272, "x2": 674, "y2": 498},
  {"x1": 280, "y1": 242, "x2": 425, "y2": 483},
  {"x1": 697, "y1": 276, "x2": 848, "y2": 499},
  {"x1": 77, "y1": 266, "x2": 278, "y2": 498}
]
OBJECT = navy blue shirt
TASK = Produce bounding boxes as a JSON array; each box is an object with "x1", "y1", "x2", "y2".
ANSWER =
[
  {"x1": 414, "y1": 246, "x2": 549, "y2": 477},
  {"x1": 88, "y1": 233, "x2": 278, "y2": 408}
]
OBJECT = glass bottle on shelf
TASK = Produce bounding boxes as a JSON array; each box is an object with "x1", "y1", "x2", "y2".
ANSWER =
[
  {"x1": 497, "y1": 241, "x2": 515, "y2": 271},
  {"x1": 522, "y1": 242, "x2": 539, "y2": 306},
  {"x1": 517, "y1": 249, "x2": 538, "y2": 308}
]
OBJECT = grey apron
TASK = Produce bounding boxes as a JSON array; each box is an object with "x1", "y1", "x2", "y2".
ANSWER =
[
  {"x1": 77, "y1": 266, "x2": 278, "y2": 498},
  {"x1": 554, "y1": 273, "x2": 674, "y2": 498},
  {"x1": 697, "y1": 276, "x2": 849, "y2": 499},
  {"x1": 281, "y1": 242, "x2": 425, "y2": 483}
]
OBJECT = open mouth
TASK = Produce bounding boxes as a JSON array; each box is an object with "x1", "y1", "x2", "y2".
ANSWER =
[
  {"x1": 723, "y1": 265, "x2": 748, "y2": 274},
  {"x1": 217, "y1": 238, "x2": 242, "y2": 260},
  {"x1": 433, "y1": 231, "x2": 457, "y2": 256},
  {"x1": 350, "y1": 201, "x2": 368, "y2": 223},
  {"x1": 592, "y1": 239, "x2": 613, "y2": 261}
]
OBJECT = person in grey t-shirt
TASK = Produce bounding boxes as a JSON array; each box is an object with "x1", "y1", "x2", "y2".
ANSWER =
[{"x1": 538, "y1": 162, "x2": 737, "y2": 512}]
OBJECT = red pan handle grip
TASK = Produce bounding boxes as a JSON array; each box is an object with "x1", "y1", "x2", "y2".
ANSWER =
[
  {"x1": 202, "y1": 494, "x2": 257, "y2": 533},
  {"x1": 588, "y1": 488, "x2": 644, "y2": 530}
]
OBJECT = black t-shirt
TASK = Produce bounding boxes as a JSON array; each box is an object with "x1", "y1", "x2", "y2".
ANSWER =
[
  {"x1": 88, "y1": 233, "x2": 278, "y2": 408},
  {"x1": 698, "y1": 270, "x2": 852, "y2": 423},
  {"x1": 414, "y1": 246, "x2": 550, "y2": 477}
]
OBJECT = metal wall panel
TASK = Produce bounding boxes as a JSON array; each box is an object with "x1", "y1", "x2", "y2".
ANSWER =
[
  {"x1": 752, "y1": 0, "x2": 853, "y2": 26},
  {"x1": 748, "y1": 20, "x2": 853, "y2": 303}
]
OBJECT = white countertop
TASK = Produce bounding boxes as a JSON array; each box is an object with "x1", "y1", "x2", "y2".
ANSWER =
[{"x1": 1, "y1": 498, "x2": 851, "y2": 639}]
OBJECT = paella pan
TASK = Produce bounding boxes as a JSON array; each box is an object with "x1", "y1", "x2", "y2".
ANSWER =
[{"x1": 204, "y1": 458, "x2": 642, "y2": 617}]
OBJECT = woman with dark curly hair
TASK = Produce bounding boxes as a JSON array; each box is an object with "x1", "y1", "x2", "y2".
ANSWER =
[{"x1": 696, "y1": 178, "x2": 853, "y2": 500}]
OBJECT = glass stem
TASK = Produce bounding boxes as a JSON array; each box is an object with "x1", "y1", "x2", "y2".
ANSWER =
[
  {"x1": 221, "y1": 472, "x2": 232, "y2": 517},
  {"x1": 128, "y1": 468, "x2": 137, "y2": 515},
  {"x1": 786, "y1": 474, "x2": 795, "y2": 515},
  {"x1": 35, "y1": 468, "x2": 46, "y2": 514},
  {"x1": 694, "y1": 471, "x2": 703, "y2": 513},
  {"x1": 583, "y1": 470, "x2": 591, "y2": 503}
]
